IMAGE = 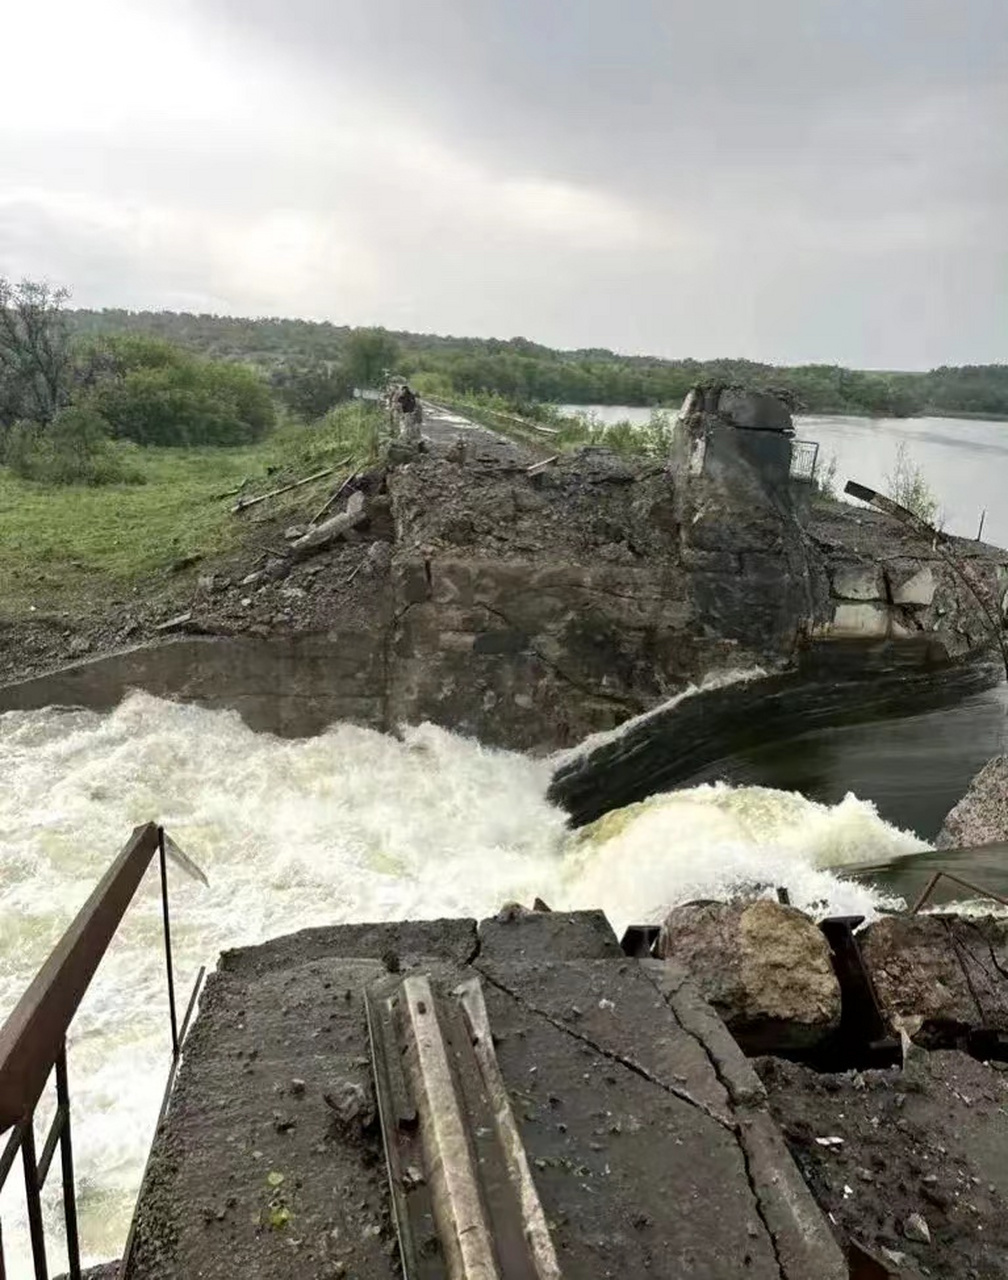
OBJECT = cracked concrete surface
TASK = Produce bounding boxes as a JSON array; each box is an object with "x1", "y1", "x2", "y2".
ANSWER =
[{"x1": 123, "y1": 910, "x2": 846, "y2": 1279}]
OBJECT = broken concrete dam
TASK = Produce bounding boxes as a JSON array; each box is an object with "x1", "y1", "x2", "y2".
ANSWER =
[
  {"x1": 2, "y1": 392, "x2": 1008, "y2": 1279},
  {"x1": 2, "y1": 390, "x2": 1006, "y2": 787}
]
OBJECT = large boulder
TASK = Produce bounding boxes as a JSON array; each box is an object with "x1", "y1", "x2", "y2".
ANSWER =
[
  {"x1": 936, "y1": 755, "x2": 1008, "y2": 848},
  {"x1": 859, "y1": 913, "x2": 1008, "y2": 1047},
  {"x1": 656, "y1": 899, "x2": 841, "y2": 1054}
]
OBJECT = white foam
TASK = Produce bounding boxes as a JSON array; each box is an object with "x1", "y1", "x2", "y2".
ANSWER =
[{"x1": 0, "y1": 693, "x2": 925, "y2": 1274}]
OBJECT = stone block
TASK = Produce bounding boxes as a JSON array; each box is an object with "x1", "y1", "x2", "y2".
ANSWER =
[
  {"x1": 831, "y1": 564, "x2": 884, "y2": 601},
  {"x1": 888, "y1": 564, "x2": 936, "y2": 607},
  {"x1": 716, "y1": 388, "x2": 793, "y2": 432},
  {"x1": 937, "y1": 754, "x2": 1008, "y2": 848},
  {"x1": 830, "y1": 601, "x2": 891, "y2": 638},
  {"x1": 657, "y1": 899, "x2": 841, "y2": 1053},
  {"x1": 859, "y1": 913, "x2": 1008, "y2": 1046},
  {"x1": 477, "y1": 906, "x2": 623, "y2": 961}
]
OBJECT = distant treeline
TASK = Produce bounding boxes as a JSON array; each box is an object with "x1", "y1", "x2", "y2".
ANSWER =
[{"x1": 69, "y1": 310, "x2": 1008, "y2": 419}]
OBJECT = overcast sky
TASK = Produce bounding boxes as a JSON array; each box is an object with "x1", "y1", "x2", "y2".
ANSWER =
[{"x1": 2, "y1": 0, "x2": 1004, "y2": 368}]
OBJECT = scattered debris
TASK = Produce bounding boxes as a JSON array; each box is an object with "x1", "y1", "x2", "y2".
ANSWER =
[
  {"x1": 155, "y1": 611, "x2": 193, "y2": 633},
  {"x1": 231, "y1": 466, "x2": 336, "y2": 514},
  {"x1": 323, "y1": 1080, "x2": 375, "y2": 1134},
  {"x1": 526, "y1": 455, "x2": 559, "y2": 476},
  {"x1": 170, "y1": 553, "x2": 203, "y2": 573},
  {"x1": 309, "y1": 464, "x2": 357, "y2": 526},
  {"x1": 903, "y1": 1212, "x2": 930, "y2": 1244}
]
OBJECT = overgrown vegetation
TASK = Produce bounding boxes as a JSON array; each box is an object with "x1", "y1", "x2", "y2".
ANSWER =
[
  {"x1": 70, "y1": 307, "x2": 1008, "y2": 419},
  {"x1": 885, "y1": 443, "x2": 942, "y2": 526},
  {"x1": 0, "y1": 401, "x2": 381, "y2": 617},
  {"x1": 0, "y1": 279, "x2": 280, "y2": 484},
  {"x1": 815, "y1": 452, "x2": 839, "y2": 499}
]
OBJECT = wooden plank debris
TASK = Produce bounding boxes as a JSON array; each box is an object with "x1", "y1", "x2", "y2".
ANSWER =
[
  {"x1": 526, "y1": 455, "x2": 559, "y2": 475},
  {"x1": 230, "y1": 467, "x2": 335, "y2": 514},
  {"x1": 309, "y1": 462, "x2": 357, "y2": 526}
]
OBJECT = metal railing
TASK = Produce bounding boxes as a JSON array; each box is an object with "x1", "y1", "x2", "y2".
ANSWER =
[
  {"x1": 911, "y1": 869, "x2": 1008, "y2": 914},
  {"x1": 789, "y1": 438, "x2": 819, "y2": 482},
  {"x1": 0, "y1": 823, "x2": 205, "y2": 1280}
]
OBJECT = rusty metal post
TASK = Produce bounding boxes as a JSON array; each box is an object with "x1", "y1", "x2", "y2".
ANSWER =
[
  {"x1": 55, "y1": 1046, "x2": 81, "y2": 1280},
  {"x1": 157, "y1": 828, "x2": 179, "y2": 1060},
  {"x1": 910, "y1": 871, "x2": 943, "y2": 914},
  {"x1": 21, "y1": 1123, "x2": 47, "y2": 1280}
]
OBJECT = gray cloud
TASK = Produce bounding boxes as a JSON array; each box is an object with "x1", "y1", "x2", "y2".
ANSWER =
[{"x1": 0, "y1": 0, "x2": 1004, "y2": 366}]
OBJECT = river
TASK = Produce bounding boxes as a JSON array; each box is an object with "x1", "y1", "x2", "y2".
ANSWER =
[
  {"x1": 562, "y1": 406, "x2": 1008, "y2": 547},
  {"x1": 0, "y1": 695, "x2": 919, "y2": 1273},
  {"x1": 1, "y1": 410, "x2": 1007, "y2": 1275}
]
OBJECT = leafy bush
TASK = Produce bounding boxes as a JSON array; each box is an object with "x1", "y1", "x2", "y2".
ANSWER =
[
  {"x1": 886, "y1": 443, "x2": 941, "y2": 525},
  {"x1": 815, "y1": 452, "x2": 839, "y2": 498},
  {"x1": 555, "y1": 408, "x2": 673, "y2": 456},
  {"x1": 4, "y1": 406, "x2": 145, "y2": 485},
  {"x1": 272, "y1": 360, "x2": 354, "y2": 420},
  {"x1": 89, "y1": 349, "x2": 276, "y2": 446}
]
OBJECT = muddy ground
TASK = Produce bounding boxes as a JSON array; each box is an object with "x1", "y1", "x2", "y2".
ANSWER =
[{"x1": 757, "y1": 1050, "x2": 1008, "y2": 1279}]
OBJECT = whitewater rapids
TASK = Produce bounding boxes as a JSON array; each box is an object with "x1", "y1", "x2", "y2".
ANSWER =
[{"x1": 0, "y1": 691, "x2": 926, "y2": 1273}]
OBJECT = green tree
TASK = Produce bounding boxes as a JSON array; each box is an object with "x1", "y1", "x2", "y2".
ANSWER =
[
  {"x1": 886, "y1": 443, "x2": 941, "y2": 526},
  {"x1": 87, "y1": 339, "x2": 276, "y2": 445},
  {"x1": 343, "y1": 328, "x2": 399, "y2": 390},
  {"x1": 0, "y1": 278, "x2": 72, "y2": 434},
  {"x1": 272, "y1": 360, "x2": 353, "y2": 420},
  {"x1": 4, "y1": 403, "x2": 143, "y2": 486}
]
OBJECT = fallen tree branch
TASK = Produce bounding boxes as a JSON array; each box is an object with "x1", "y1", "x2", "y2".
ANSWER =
[
  {"x1": 214, "y1": 478, "x2": 250, "y2": 500},
  {"x1": 231, "y1": 466, "x2": 336, "y2": 514},
  {"x1": 309, "y1": 463, "x2": 357, "y2": 526},
  {"x1": 527, "y1": 455, "x2": 559, "y2": 475}
]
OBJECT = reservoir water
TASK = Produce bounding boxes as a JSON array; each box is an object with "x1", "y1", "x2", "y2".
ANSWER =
[{"x1": 563, "y1": 407, "x2": 1008, "y2": 547}]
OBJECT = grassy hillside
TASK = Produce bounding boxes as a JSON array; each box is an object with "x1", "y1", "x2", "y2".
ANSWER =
[{"x1": 0, "y1": 404, "x2": 379, "y2": 619}]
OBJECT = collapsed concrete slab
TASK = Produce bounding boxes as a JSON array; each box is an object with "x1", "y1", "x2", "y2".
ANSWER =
[{"x1": 123, "y1": 912, "x2": 846, "y2": 1280}]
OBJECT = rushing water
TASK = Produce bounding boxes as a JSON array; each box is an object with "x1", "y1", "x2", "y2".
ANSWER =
[
  {"x1": 1, "y1": 691, "x2": 928, "y2": 1274},
  {"x1": 563, "y1": 406, "x2": 1008, "y2": 547}
]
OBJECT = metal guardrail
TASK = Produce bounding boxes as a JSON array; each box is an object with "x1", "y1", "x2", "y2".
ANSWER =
[
  {"x1": 0, "y1": 823, "x2": 204, "y2": 1280},
  {"x1": 789, "y1": 438, "x2": 819, "y2": 482}
]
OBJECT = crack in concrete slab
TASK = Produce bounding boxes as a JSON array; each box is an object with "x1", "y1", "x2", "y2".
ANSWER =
[
  {"x1": 639, "y1": 966, "x2": 787, "y2": 1279},
  {"x1": 477, "y1": 967, "x2": 733, "y2": 1131}
]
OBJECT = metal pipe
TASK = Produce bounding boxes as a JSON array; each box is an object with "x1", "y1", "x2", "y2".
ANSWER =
[
  {"x1": 158, "y1": 828, "x2": 179, "y2": 1061},
  {"x1": 21, "y1": 1124, "x2": 47, "y2": 1280},
  {"x1": 56, "y1": 1047, "x2": 81, "y2": 1280},
  {"x1": 0, "y1": 1120, "x2": 26, "y2": 1190},
  {"x1": 35, "y1": 1106, "x2": 65, "y2": 1187}
]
